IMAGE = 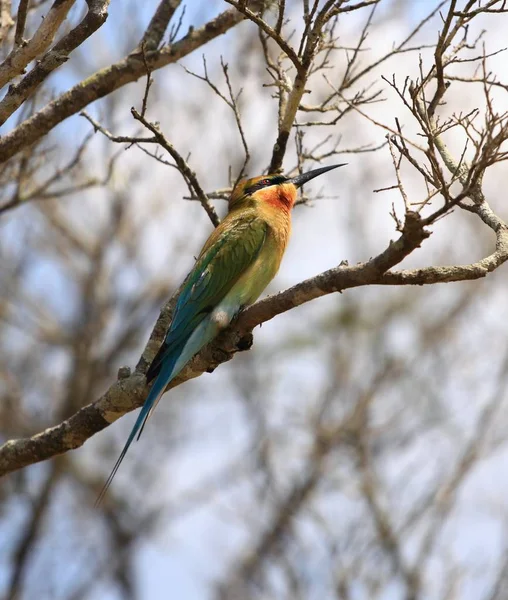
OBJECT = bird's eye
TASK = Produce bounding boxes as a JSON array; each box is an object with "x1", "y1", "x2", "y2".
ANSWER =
[{"x1": 263, "y1": 178, "x2": 271, "y2": 185}]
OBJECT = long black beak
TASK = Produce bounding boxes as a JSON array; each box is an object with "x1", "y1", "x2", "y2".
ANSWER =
[{"x1": 286, "y1": 163, "x2": 346, "y2": 188}]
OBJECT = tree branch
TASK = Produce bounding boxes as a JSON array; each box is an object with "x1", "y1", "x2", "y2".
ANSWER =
[
  {"x1": 138, "y1": 0, "x2": 181, "y2": 51},
  {"x1": 0, "y1": 0, "x2": 76, "y2": 89},
  {"x1": 13, "y1": 0, "x2": 27, "y2": 45},
  {"x1": 0, "y1": 208, "x2": 485, "y2": 478},
  {"x1": 0, "y1": 0, "x2": 112, "y2": 126},
  {"x1": 130, "y1": 108, "x2": 220, "y2": 227},
  {"x1": 0, "y1": 6, "x2": 246, "y2": 164},
  {"x1": 0, "y1": 0, "x2": 14, "y2": 43}
]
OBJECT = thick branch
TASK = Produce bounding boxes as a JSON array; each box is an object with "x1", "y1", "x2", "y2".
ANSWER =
[
  {"x1": 1, "y1": 197, "x2": 508, "y2": 477},
  {"x1": 0, "y1": 214, "x2": 428, "y2": 476}
]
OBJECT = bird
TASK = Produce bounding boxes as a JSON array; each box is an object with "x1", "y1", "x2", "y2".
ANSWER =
[{"x1": 96, "y1": 163, "x2": 344, "y2": 504}]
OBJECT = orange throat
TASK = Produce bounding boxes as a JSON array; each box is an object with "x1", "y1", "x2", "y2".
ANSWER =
[{"x1": 260, "y1": 183, "x2": 296, "y2": 211}]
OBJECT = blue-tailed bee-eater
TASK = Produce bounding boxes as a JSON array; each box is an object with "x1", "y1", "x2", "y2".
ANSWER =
[{"x1": 97, "y1": 164, "x2": 344, "y2": 502}]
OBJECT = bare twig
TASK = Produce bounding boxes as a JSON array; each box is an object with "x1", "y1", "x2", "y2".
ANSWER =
[{"x1": 131, "y1": 108, "x2": 220, "y2": 227}]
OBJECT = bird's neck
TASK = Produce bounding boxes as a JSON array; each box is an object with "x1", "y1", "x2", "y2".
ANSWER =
[
  {"x1": 256, "y1": 183, "x2": 296, "y2": 213},
  {"x1": 256, "y1": 191, "x2": 292, "y2": 248}
]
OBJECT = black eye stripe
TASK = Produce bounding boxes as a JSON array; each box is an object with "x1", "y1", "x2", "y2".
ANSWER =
[{"x1": 246, "y1": 175, "x2": 285, "y2": 195}]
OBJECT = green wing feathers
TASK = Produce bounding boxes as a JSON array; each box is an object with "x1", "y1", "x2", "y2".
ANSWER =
[{"x1": 146, "y1": 215, "x2": 268, "y2": 381}]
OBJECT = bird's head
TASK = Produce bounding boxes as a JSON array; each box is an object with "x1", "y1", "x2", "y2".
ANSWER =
[{"x1": 229, "y1": 164, "x2": 346, "y2": 211}]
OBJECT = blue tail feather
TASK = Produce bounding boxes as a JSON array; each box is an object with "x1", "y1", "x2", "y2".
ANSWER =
[
  {"x1": 95, "y1": 356, "x2": 179, "y2": 506},
  {"x1": 96, "y1": 307, "x2": 233, "y2": 506}
]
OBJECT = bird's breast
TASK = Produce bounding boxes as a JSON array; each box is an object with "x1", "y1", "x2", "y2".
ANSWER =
[{"x1": 225, "y1": 213, "x2": 291, "y2": 308}]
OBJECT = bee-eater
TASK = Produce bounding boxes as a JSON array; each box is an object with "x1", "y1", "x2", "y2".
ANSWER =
[{"x1": 97, "y1": 164, "x2": 344, "y2": 502}]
